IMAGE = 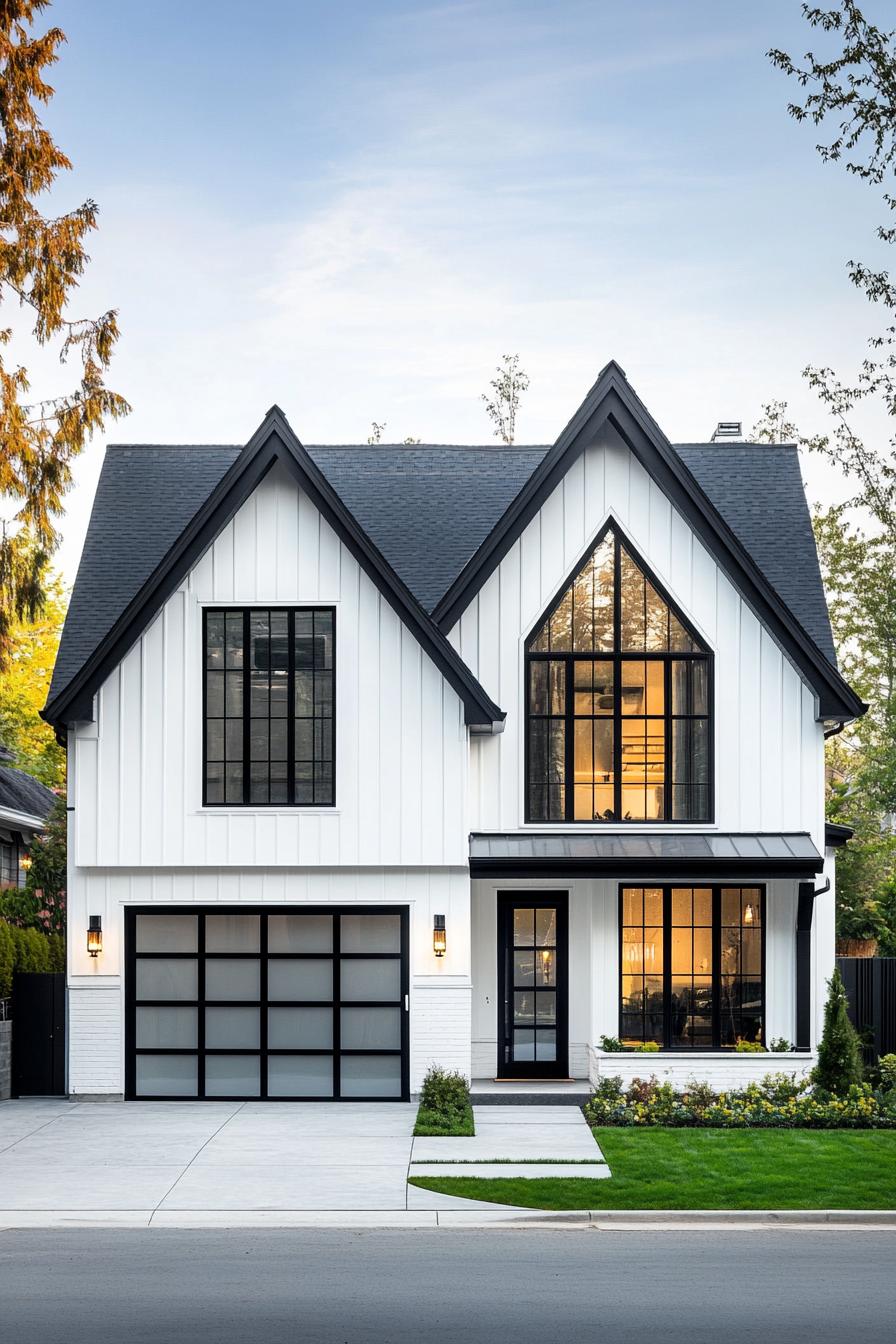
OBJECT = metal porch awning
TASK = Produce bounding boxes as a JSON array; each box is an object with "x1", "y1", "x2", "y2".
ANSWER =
[{"x1": 468, "y1": 832, "x2": 824, "y2": 880}]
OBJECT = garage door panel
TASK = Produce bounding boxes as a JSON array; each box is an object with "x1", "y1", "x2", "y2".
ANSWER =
[{"x1": 127, "y1": 907, "x2": 408, "y2": 1101}]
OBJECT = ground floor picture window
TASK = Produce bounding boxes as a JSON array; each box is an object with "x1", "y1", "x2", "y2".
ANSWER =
[
  {"x1": 126, "y1": 907, "x2": 408, "y2": 1100},
  {"x1": 619, "y1": 885, "x2": 763, "y2": 1049}
]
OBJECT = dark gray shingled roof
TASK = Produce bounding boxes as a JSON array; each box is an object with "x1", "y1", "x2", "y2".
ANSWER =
[
  {"x1": 676, "y1": 443, "x2": 836, "y2": 664},
  {"x1": 0, "y1": 762, "x2": 57, "y2": 822},
  {"x1": 47, "y1": 438, "x2": 836, "y2": 707}
]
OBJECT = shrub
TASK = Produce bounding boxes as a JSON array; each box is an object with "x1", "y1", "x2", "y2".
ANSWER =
[
  {"x1": 625, "y1": 1075, "x2": 660, "y2": 1105},
  {"x1": 598, "y1": 1035, "x2": 623, "y2": 1052},
  {"x1": 813, "y1": 968, "x2": 864, "y2": 1094},
  {"x1": 633, "y1": 1041, "x2": 660, "y2": 1052},
  {"x1": 583, "y1": 1072, "x2": 896, "y2": 1130},
  {"x1": 47, "y1": 933, "x2": 66, "y2": 973},
  {"x1": 768, "y1": 1037, "x2": 793, "y2": 1053},
  {"x1": 11, "y1": 925, "x2": 51, "y2": 973},
  {"x1": 419, "y1": 1065, "x2": 470, "y2": 1118},
  {"x1": 0, "y1": 919, "x2": 13, "y2": 998},
  {"x1": 879, "y1": 1055, "x2": 896, "y2": 1093},
  {"x1": 734, "y1": 1038, "x2": 765, "y2": 1053}
]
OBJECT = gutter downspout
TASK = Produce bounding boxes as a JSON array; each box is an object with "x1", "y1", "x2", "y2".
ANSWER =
[{"x1": 795, "y1": 876, "x2": 831, "y2": 1051}]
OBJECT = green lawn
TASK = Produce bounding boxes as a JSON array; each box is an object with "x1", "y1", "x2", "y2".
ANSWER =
[
  {"x1": 408, "y1": 1127, "x2": 896, "y2": 1210},
  {"x1": 413, "y1": 1103, "x2": 475, "y2": 1137}
]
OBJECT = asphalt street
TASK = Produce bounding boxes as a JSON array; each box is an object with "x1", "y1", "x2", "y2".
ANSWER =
[{"x1": 0, "y1": 1228, "x2": 893, "y2": 1343}]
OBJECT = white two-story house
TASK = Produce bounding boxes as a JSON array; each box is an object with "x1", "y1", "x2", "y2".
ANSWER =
[{"x1": 44, "y1": 362, "x2": 862, "y2": 1101}]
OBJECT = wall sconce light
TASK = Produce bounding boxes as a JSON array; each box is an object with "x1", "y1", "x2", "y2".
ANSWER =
[
  {"x1": 87, "y1": 915, "x2": 103, "y2": 958},
  {"x1": 433, "y1": 914, "x2": 446, "y2": 958},
  {"x1": 19, "y1": 852, "x2": 32, "y2": 872}
]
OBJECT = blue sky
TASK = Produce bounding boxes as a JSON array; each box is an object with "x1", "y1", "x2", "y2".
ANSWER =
[{"x1": 37, "y1": 0, "x2": 886, "y2": 579}]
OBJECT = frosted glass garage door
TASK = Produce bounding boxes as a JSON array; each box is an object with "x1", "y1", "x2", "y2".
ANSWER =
[{"x1": 127, "y1": 908, "x2": 407, "y2": 1100}]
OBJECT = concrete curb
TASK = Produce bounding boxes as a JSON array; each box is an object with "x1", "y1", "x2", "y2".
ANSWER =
[{"x1": 0, "y1": 1208, "x2": 894, "y2": 1231}]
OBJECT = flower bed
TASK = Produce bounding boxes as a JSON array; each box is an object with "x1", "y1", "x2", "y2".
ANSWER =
[{"x1": 582, "y1": 1070, "x2": 896, "y2": 1129}]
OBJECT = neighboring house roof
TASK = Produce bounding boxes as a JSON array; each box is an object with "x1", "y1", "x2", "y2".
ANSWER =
[
  {"x1": 0, "y1": 763, "x2": 57, "y2": 827},
  {"x1": 45, "y1": 362, "x2": 862, "y2": 727},
  {"x1": 44, "y1": 408, "x2": 504, "y2": 731}
]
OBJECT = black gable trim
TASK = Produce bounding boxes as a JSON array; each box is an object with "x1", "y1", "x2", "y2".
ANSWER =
[
  {"x1": 43, "y1": 408, "x2": 504, "y2": 731},
  {"x1": 432, "y1": 362, "x2": 864, "y2": 722}
]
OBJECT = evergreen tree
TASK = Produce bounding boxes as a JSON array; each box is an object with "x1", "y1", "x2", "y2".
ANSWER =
[
  {"x1": 0, "y1": 2, "x2": 129, "y2": 667},
  {"x1": 813, "y1": 968, "x2": 865, "y2": 1093}
]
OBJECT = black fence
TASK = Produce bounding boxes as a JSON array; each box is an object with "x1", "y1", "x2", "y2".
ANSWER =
[
  {"x1": 10, "y1": 972, "x2": 65, "y2": 1096},
  {"x1": 836, "y1": 957, "x2": 896, "y2": 1064}
]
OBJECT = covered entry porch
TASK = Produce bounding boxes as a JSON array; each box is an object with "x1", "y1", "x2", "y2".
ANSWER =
[{"x1": 468, "y1": 831, "x2": 829, "y2": 1087}]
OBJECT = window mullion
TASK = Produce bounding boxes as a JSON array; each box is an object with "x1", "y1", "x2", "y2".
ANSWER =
[
  {"x1": 287, "y1": 609, "x2": 295, "y2": 806},
  {"x1": 662, "y1": 887, "x2": 672, "y2": 1049},
  {"x1": 712, "y1": 887, "x2": 721, "y2": 1050},
  {"x1": 242, "y1": 609, "x2": 250, "y2": 806},
  {"x1": 564, "y1": 655, "x2": 574, "y2": 821}
]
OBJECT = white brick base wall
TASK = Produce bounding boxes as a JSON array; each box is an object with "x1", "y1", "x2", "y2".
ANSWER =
[
  {"x1": 68, "y1": 986, "x2": 122, "y2": 1097},
  {"x1": 591, "y1": 1049, "x2": 816, "y2": 1091},
  {"x1": 410, "y1": 982, "x2": 472, "y2": 1091}
]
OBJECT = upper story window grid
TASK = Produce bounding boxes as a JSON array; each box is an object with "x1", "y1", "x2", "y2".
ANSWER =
[
  {"x1": 203, "y1": 607, "x2": 335, "y2": 807},
  {"x1": 525, "y1": 522, "x2": 712, "y2": 824}
]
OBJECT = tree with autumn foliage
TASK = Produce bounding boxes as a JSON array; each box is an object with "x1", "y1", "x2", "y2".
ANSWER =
[
  {"x1": 0, "y1": 1, "x2": 128, "y2": 669},
  {"x1": 0, "y1": 567, "x2": 65, "y2": 786}
]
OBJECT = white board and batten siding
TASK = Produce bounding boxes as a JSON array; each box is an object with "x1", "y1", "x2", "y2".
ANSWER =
[
  {"x1": 69, "y1": 464, "x2": 467, "y2": 871},
  {"x1": 450, "y1": 421, "x2": 826, "y2": 844}
]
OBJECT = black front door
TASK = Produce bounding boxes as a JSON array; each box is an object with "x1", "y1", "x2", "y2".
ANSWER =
[{"x1": 497, "y1": 892, "x2": 568, "y2": 1078}]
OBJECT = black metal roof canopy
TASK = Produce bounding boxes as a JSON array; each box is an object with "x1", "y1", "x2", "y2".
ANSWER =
[
  {"x1": 43, "y1": 408, "x2": 505, "y2": 733},
  {"x1": 469, "y1": 831, "x2": 825, "y2": 879}
]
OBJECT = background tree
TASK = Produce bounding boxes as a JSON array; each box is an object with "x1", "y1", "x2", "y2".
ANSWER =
[
  {"x1": 768, "y1": 7, "x2": 896, "y2": 950},
  {"x1": 0, "y1": 568, "x2": 65, "y2": 786},
  {"x1": 481, "y1": 354, "x2": 529, "y2": 445},
  {"x1": 0, "y1": 1, "x2": 128, "y2": 669}
]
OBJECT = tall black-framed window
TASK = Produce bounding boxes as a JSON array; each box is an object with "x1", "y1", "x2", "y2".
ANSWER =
[
  {"x1": 203, "y1": 607, "x2": 335, "y2": 807},
  {"x1": 619, "y1": 885, "x2": 764, "y2": 1049},
  {"x1": 525, "y1": 522, "x2": 712, "y2": 823}
]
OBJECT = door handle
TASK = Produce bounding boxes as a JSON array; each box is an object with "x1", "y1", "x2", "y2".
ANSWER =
[{"x1": 404, "y1": 994, "x2": 409, "y2": 1012}]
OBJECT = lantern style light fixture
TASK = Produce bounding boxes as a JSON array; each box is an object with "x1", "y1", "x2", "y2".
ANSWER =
[
  {"x1": 87, "y1": 915, "x2": 103, "y2": 958},
  {"x1": 19, "y1": 851, "x2": 32, "y2": 872},
  {"x1": 433, "y1": 914, "x2": 446, "y2": 957}
]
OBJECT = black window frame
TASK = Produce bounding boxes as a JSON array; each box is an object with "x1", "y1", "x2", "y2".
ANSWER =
[
  {"x1": 524, "y1": 523, "x2": 714, "y2": 824},
  {"x1": 202, "y1": 606, "x2": 336, "y2": 808},
  {"x1": 617, "y1": 884, "x2": 766, "y2": 1050}
]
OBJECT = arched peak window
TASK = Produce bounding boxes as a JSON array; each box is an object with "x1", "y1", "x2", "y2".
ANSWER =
[{"x1": 526, "y1": 523, "x2": 712, "y2": 824}]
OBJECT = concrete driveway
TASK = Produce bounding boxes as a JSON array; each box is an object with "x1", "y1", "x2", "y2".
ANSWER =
[{"x1": 0, "y1": 1099, "x2": 421, "y2": 1214}]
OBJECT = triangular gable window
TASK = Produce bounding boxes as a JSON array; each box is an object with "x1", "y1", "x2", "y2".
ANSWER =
[{"x1": 525, "y1": 523, "x2": 712, "y2": 824}]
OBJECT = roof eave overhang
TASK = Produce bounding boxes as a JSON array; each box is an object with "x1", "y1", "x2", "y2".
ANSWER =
[
  {"x1": 469, "y1": 856, "x2": 824, "y2": 880},
  {"x1": 432, "y1": 363, "x2": 864, "y2": 724},
  {"x1": 43, "y1": 409, "x2": 505, "y2": 733}
]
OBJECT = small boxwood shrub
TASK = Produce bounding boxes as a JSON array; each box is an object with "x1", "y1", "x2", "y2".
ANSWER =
[
  {"x1": 879, "y1": 1055, "x2": 896, "y2": 1093},
  {"x1": 583, "y1": 1071, "x2": 896, "y2": 1129},
  {"x1": 415, "y1": 1065, "x2": 474, "y2": 1136}
]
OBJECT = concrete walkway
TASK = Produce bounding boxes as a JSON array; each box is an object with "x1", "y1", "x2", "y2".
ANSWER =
[
  {"x1": 0, "y1": 1098, "x2": 607, "y2": 1218},
  {"x1": 409, "y1": 1104, "x2": 608, "y2": 1182}
]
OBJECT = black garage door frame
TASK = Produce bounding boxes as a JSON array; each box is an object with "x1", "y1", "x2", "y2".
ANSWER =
[{"x1": 124, "y1": 905, "x2": 410, "y2": 1102}]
